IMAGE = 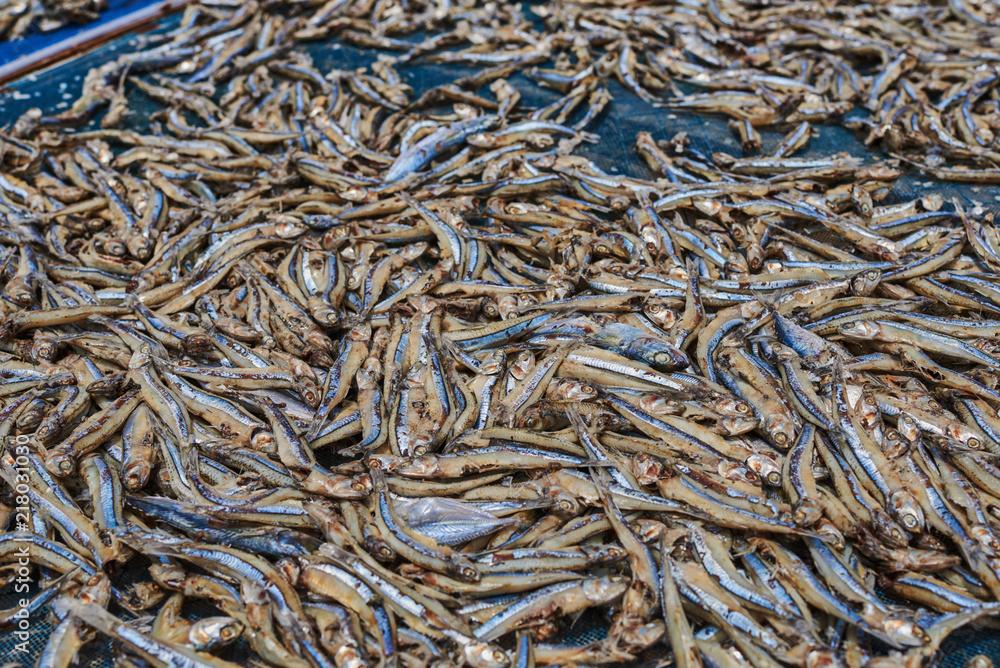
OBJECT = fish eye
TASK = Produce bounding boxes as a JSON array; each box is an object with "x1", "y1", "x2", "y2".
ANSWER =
[
  {"x1": 968, "y1": 437, "x2": 982, "y2": 449},
  {"x1": 736, "y1": 403, "x2": 750, "y2": 413},
  {"x1": 773, "y1": 433, "x2": 787, "y2": 445},
  {"x1": 867, "y1": 270, "x2": 879, "y2": 279}
]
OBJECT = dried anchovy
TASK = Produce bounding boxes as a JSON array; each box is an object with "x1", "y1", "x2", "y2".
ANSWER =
[{"x1": 0, "y1": 1, "x2": 999, "y2": 667}]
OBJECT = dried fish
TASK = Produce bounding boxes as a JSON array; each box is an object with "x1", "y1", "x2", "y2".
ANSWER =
[{"x1": 1, "y1": 0, "x2": 1000, "y2": 666}]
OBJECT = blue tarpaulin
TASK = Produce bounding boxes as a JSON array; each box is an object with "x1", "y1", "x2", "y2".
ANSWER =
[{"x1": 0, "y1": 0, "x2": 161, "y2": 67}]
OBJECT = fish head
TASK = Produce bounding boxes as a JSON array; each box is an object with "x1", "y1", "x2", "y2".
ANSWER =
[
  {"x1": 837, "y1": 321, "x2": 881, "y2": 340},
  {"x1": 896, "y1": 415, "x2": 921, "y2": 445},
  {"x1": 583, "y1": 575, "x2": 628, "y2": 603},
  {"x1": 642, "y1": 303, "x2": 677, "y2": 328},
  {"x1": 765, "y1": 414, "x2": 795, "y2": 449},
  {"x1": 631, "y1": 452, "x2": 665, "y2": 485},
  {"x1": 881, "y1": 428, "x2": 908, "y2": 458},
  {"x1": 188, "y1": 616, "x2": 245, "y2": 651},
  {"x1": 554, "y1": 379, "x2": 598, "y2": 402},
  {"x1": 848, "y1": 268, "x2": 882, "y2": 297},
  {"x1": 881, "y1": 615, "x2": 930, "y2": 648},
  {"x1": 745, "y1": 453, "x2": 782, "y2": 486},
  {"x1": 793, "y1": 499, "x2": 824, "y2": 528},
  {"x1": 250, "y1": 428, "x2": 277, "y2": 454},
  {"x1": 888, "y1": 490, "x2": 925, "y2": 533},
  {"x1": 446, "y1": 556, "x2": 481, "y2": 583},
  {"x1": 637, "y1": 392, "x2": 683, "y2": 417},
  {"x1": 463, "y1": 642, "x2": 510, "y2": 668}
]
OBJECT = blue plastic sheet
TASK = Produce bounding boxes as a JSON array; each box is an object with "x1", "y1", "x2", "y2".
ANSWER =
[{"x1": 0, "y1": 0, "x2": 161, "y2": 67}]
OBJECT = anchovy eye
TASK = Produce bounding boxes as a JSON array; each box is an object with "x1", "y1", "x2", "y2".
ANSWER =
[{"x1": 968, "y1": 437, "x2": 982, "y2": 449}]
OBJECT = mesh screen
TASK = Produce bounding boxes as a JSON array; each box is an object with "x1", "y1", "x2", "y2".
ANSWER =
[{"x1": 0, "y1": 7, "x2": 999, "y2": 667}]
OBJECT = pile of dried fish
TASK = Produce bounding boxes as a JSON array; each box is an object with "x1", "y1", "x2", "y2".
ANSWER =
[
  {"x1": 532, "y1": 0, "x2": 1000, "y2": 182},
  {"x1": 14, "y1": 0, "x2": 1000, "y2": 180},
  {"x1": 2, "y1": 0, "x2": 1000, "y2": 667},
  {"x1": 157, "y1": 0, "x2": 1000, "y2": 183},
  {"x1": 0, "y1": 0, "x2": 105, "y2": 42}
]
